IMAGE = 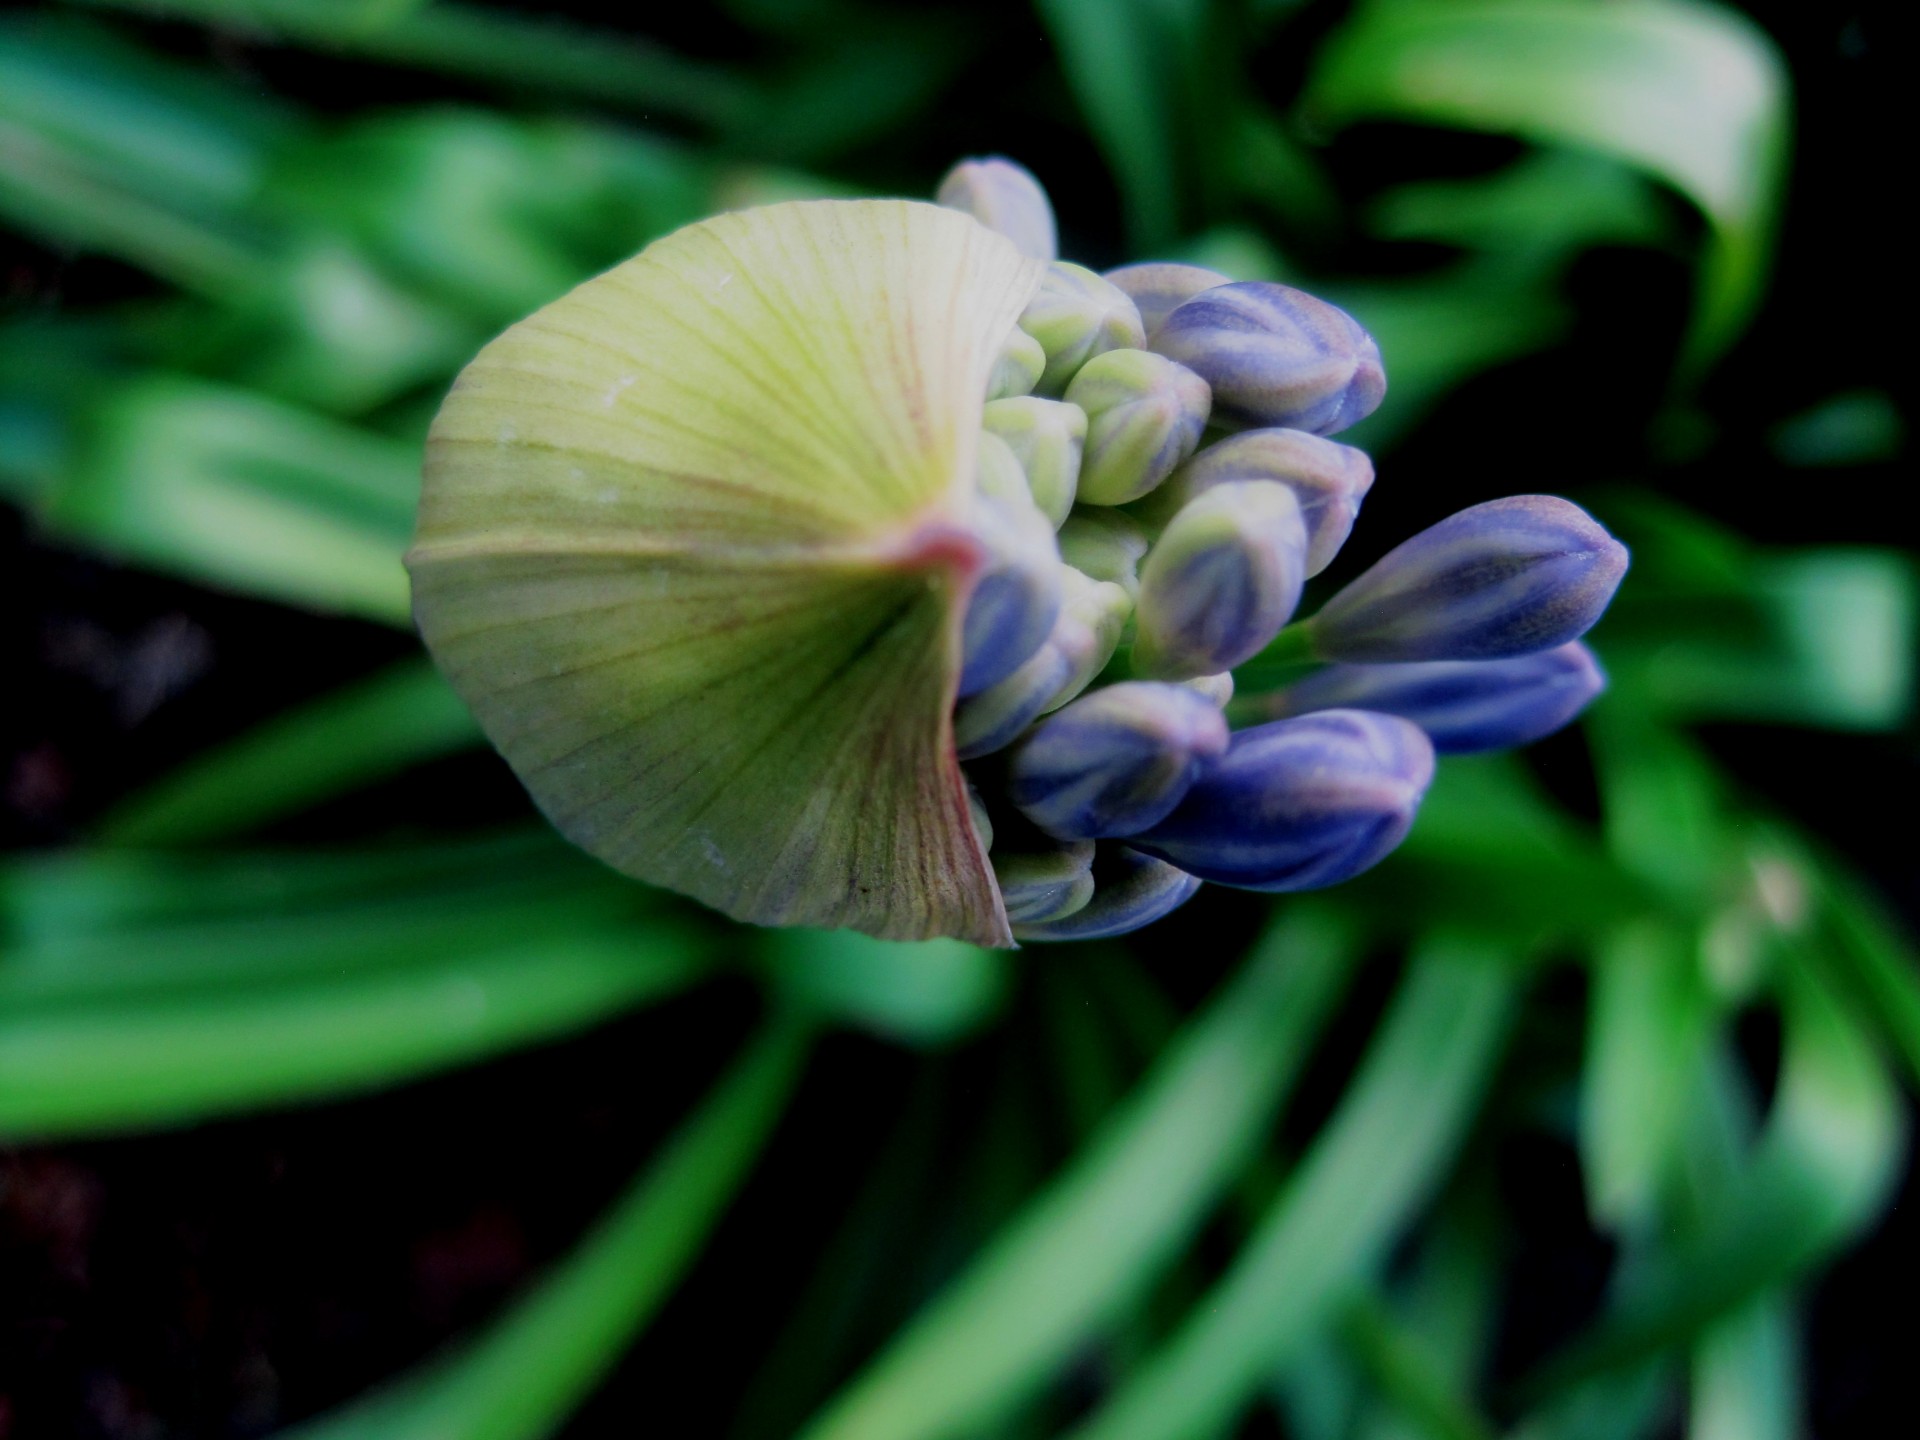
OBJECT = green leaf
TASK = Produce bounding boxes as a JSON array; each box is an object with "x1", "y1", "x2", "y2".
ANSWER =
[
  {"x1": 1689, "y1": 1297, "x2": 1797, "y2": 1440},
  {"x1": 1310, "y1": 0, "x2": 1790, "y2": 376},
  {"x1": 1339, "y1": 1293, "x2": 1499, "y2": 1440},
  {"x1": 755, "y1": 929, "x2": 1012, "y2": 1047},
  {"x1": 42, "y1": 374, "x2": 418, "y2": 624},
  {"x1": 0, "y1": 923, "x2": 705, "y2": 1138},
  {"x1": 1796, "y1": 836, "x2": 1920, "y2": 1090},
  {"x1": 797, "y1": 906, "x2": 1359, "y2": 1440},
  {"x1": 100, "y1": 659, "x2": 483, "y2": 844},
  {"x1": 1065, "y1": 938, "x2": 1517, "y2": 1440},
  {"x1": 274, "y1": 1014, "x2": 812, "y2": 1440}
]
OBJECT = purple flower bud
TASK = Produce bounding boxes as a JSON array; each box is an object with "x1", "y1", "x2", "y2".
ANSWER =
[
  {"x1": 1152, "y1": 282, "x2": 1385, "y2": 435},
  {"x1": 1131, "y1": 710, "x2": 1434, "y2": 891},
  {"x1": 1020, "y1": 262, "x2": 1147, "y2": 395},
  {"x1": 954, "y1": 568, "x2": 1131, "y2": 758},
  {"x1": 1064, "y1": 349, "x2": 1212, "y2": 505},
  {"x1": 1057, "y1": 508, "x2": 1151, "y2": 602},
  {"x1": 986, "y1": 327, "x2": 1047, "y2": 401},
  {"x1": 1103, "y1": 262, "x2": 1233, "y2": 340},
  {"x1": 1262, "y1": 642, "x2": 1606, "y2": 753},
  {"x1": 936, "y1": 156, "x2": 1058, "y2": 261},
  {"x1": 1012, "y1": 845, "x2": 1202, "y2": 942},
  {"x1": 960, "y1": 432, "x2": 1063, "y2": 697},
  {"x1": 1148, "y1": 428, "x2": 1374, "y2": 576},
  {"x1": 1132, "y1": 480, "x2": 1308, "y2": 680},
  {"x1": 1007, "y1": 681, "x2": 1231, "y2": 840},
  {"x1": 983, "y1": 396, "x2": 1087, "y2": 528},
  {"x1": 1306, "y1": 495, "x2": 1629, "y2": 663},
  {"x1": 993, "y1": 840, "x2": 1095, "y2": 925}
]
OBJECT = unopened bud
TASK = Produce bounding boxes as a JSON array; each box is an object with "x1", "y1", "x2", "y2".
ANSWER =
[
  {"x1": 1012, "y1": 845, "x2": 1202, "y2": 942},
  {"x1": 937, "y1": 156, "x2": 1058, "y2": 261},
  {"x1": 993, "y1": 840, "x2": 1096, "y2": 925},
  {"x1": 1104, "y1": 262, "x2": 1233, "y2": 340},
  {"x1": 960, "y1": 432, "x2": 1063, "y2": 697},
  {"x1": 1153, "y1": 281, "x2": 1384, "y2": 435},
  {"x1": 1261, "y1": 643, "x2": 1605, "y2": 753},
  {"x1": 983, "y1": 396, "x2": 1086, "y2": 528},
  {"x1": 1020, "y1": 262, "x2": 1147, "y2": 395},
  {"x1": 1132, "y1": 710, "x2": 1434, "y2": 891},
  {"x1": 1057, "y1": 508, "x2": 1152, "y2": 602},
  {"x1": 1132, "y1": 480, "x2": 1307, "y2": 679},
  {"x1": 1182, "y1": 672, "x2": 1235, "y2": 707},
  {"x1": 986, "y1": 326, "x2": 1047, "y2": 401},
  {"x1": 1064, "y1": 348, "x2": 1212, "y2": 505},
  {"x1": 1148, "y1": 428, "x2": 1373, "y2": 576},
  {"x1": 954, "y1": 567, "x2": 1130, "y2": 758},
  {"x1": 1306, "y1": 496, "x2": 1629, "y2": 663},
  {"x1": 1008, "y1": 681, "x2": 1230, "y2": 840}
]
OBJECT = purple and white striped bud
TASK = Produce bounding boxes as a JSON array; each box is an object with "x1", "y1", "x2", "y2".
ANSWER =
[
  {"x1": 1020, "y1": 262, "x2": 1147, "y2": 395},
  {"x1": 1258, "y1": 642, "x2": 1606, "y2": 754},
  {"x1": 993, "y1": 840, "x2": 1096, "y2": 925},
  {"x1": 937, "y1": 157, "x2": 1058, "y2": 261},
  {"x1": 954, "y1": 567, "x2": 1131, "y2": 758},
  {"x1": 983, "y1": 396, "x2": 1086, "y2": 528},
  {"x1": 1057, "y1": 508, "x2": 1152, "y2": 602},
  {"x1": 986, "y1": 327, "x2": 1047, "y2": 401},
  {"x1": 1306, "y1": 496, "x2": 1629, "y2": 663},
  {"x1": 1104, "y1": 262, "x2": 1233, "y2": 341},
  {"x1": 1007, "y1": 681, "x2": 1230, "y2": 841},
  {"x1": 1131, "y1": 710, "x2": 1434, "y2": 891},
  {"x1": 1012, "y1": 845, "x2": 1202, "y2": 942},
  {"x1": 1132, "y1": 480, "x2": 1308, "y2": 680},
  {"x1": 1148, "y1": 428, "x2": 1374, "y2": 576},
  {"x1": 1064, "y1": 349, "x2": 1212, "y2": 505},
  {"x1": 960, "y1": 432, "x2": 1064, "y2": 697},
  {"x1": 1152, "y1": 282, "x2": 1385, "y2": 435}
]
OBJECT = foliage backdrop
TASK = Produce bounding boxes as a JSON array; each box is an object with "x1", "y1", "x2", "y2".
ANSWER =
[{"x1": 1, "y1": 2, "x2": 1913, "y2": 1438}]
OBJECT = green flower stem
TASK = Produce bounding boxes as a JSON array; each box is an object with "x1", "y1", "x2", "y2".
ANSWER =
[
  {"x1": 798, "y1": 906, "x2": 1359, "y2": 1440},
  {"x1": 1065, "y1": 939, "x2": 1517, "y2": 1440},
  {"x1": 275, "y1": 1012, "x2": 814, "y2": 1440}
]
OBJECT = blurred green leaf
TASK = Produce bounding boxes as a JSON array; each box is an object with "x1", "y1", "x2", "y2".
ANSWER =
[
  {"x1": 0, "y1": 922, "x2": 705, "y2": 1137},
  {"x1": 40, "y1": 373, "x2": 418, "y2": 624},
  {"x1": 68, "y1": 0, "x2": 757, "y2": 127},
  {"x1": 1768, "y1": 389, "x2": 1904, "y2": 468},
  {"x1": 275, "y1": 1012, "x2": 812, "y2": 1440},
  {"x1": 756, "y1": 929, "x2": 1011, "y2": 1047},
  {"x1": 799, "y1": 907, "x2": 1358, "y2": 1440},
  {"x1": 1065, "y1": 938, "x2": 1516, "y2": 1440},
  {"x1": 1338, "y1": 1293, "x2": 1498, "y2": 1440},
  {"x1": 1689, "y1": 1297, "x2": 1797, "y2": 1440},
  {"x1": 101, "y1": 659, "x2": 483, "y2": 844},
  {"x1": 1310, "y1": 0, "x2": 1790, "y2": 376}
]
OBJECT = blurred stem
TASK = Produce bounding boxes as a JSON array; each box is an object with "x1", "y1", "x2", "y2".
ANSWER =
[
  {"x1": 1338, "y1": 1294, "x2": 1499, "y2": 1440},
  {"x1": 65, "y1": 0, "x2": 757, "y2": 126},
  {"x1": 275, "y1": 1010, "x2": 814, "y2": 1440}
]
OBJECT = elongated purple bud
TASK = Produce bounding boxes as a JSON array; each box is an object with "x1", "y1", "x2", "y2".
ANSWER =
[
  {"x1": 1152, "y1": 282, "x2": 1385, "y2": 435},
  {"x1": 1131, "y1": 710, "x2": 1434, "y2": 891},
  {"x1": 993, "y1": 840, "x2": 1095, "y2": 925},
  {"x1": 983, "y1": 396, "x2": 1086, "y2": 528},
  {"x1": 954, "y1": 568, "x2": 1131, "y2": 758},
  {"x1": 1306, "y1": 495, "x2": 1629, "y2": 663},
  {"x1": 937, "y1": 156, "x2": 1058, "y2": 261},
  {"x1": 1148, "y1": 428, "x2": 1374, "y2": 576},
  {"x1": 1020, "y1": 262, "x2": 1147, "y2": 395},
  {"x1": 1064, "y1": 348, "x2": 1212, "y2": 505},
  {"x1": 1104, "y1": 262, "x2": 1233, "y2": 340},
  {"x1": 960, "y1": 432, "x2": 1063, "y2": 697},
  {"x1": 1012, "y1": 845, "x2": 1202, "y2": 942},
  {"x1": 1007, "y1": 681, "x2": 1230, "y2": 840},
  {"x1": 1261, "y1": 642, "x2": 1606, "y2": 753},
  {"x1": 1133, "y1": 480, "x2": 1307, "y2": 679}
]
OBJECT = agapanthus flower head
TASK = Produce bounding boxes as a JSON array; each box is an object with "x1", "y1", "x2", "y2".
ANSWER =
[{"x1": 409, "y1": 159, "x2": 1627, "y2": 946}]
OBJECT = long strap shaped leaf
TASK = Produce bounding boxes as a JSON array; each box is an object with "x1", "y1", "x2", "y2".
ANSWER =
[{"x1": 273, "y1": 1012, "x2": 812, "y2": 1440}]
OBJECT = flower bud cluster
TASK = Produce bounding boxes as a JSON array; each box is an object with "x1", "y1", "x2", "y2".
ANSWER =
[{"x1": 937, "y1": 158, "x2": 1629, "y2": 941}]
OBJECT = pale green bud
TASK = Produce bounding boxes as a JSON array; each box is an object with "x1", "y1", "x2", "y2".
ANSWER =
[
  {"x1": 992, "y1": 840, "x2": 1096, "y2": 925},
  {"x1": 986, "y1": 326, "x2": 1047, "y2": 400},
  {"x1": 1057, "y1": 508, "x2": 1152, "y2": 602},
  {"x1": 1182, "y1": 672, "x2": 1235, "y2": 707},
  {"x1": 1019, "y1": 262, "x2": 1147, "y2": 395},
  {"x1": 1064, "y1": 348, "x2": 1213, "y2": 505},
  {"x1": 982, "y1": 396, "x2": 1087, "y2": 528}
]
